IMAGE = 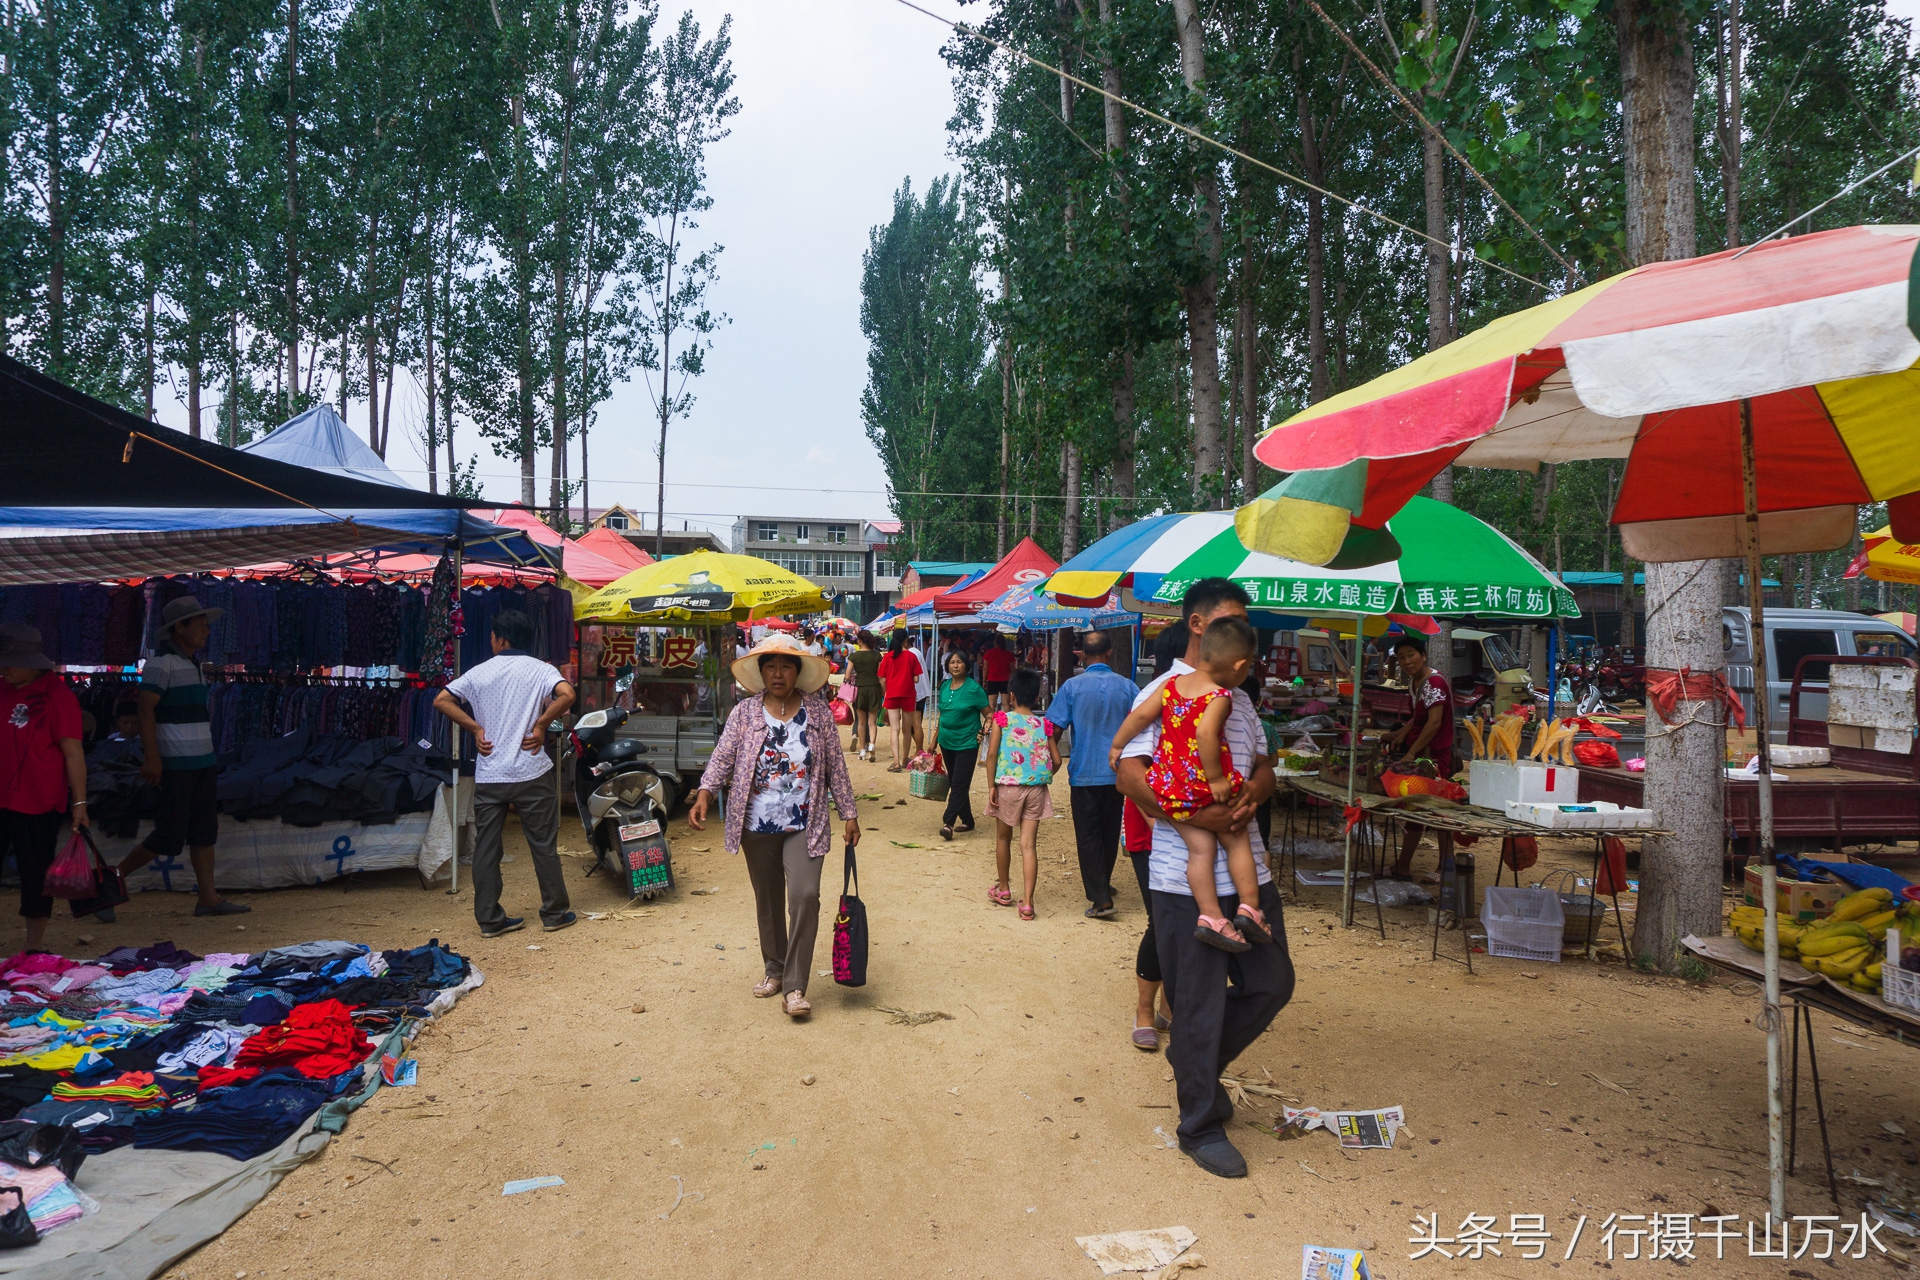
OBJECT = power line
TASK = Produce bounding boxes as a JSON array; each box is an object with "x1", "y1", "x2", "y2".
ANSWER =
[
  {"x1": 373, "y1": 462, "x2": 1091, "y2": 502},
  {"x1": 888, "y1": 0, "x2": 1553, "y2": 293}
]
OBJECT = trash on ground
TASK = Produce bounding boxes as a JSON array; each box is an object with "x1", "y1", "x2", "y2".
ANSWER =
[
  {"x1": 502, "y1": 1176, "x2": 564, "y2": 1196},
  {"x1": 1295, "y1": 867, "x2": 1371, "y2": 886},
  {"x1": 1152, "y1": 1126, "x2": 1178, "y2": 1149},
  {"x1": 890, "y1": 840, "x2": 926, "y2": 849},
  {"x1": 1302, "y1": 1245, "x2": 1372, "y2": 1280},
  {"x1": 689, "y1": 887, "x2": 721, "y2": 895},
  {"x1": 379, "y1": 1054, "x2": 417, "y2": 1086},
  {"x1": 1074, "y1": 1225, "x2": 1197, "y2": 1275},
  {"x1": 658, "y1": 1175, "x2": 703, "y2": 1220},
  {"x1": 877, "y1": 1006, "x2": 953, "y2": 1026},
  {"x1": 1356, "y1": 880, "x2": 1432, "y2": 908},
  {"x1": 1277, "y1": 1104, "x2": 1406, "y2": 1149}
]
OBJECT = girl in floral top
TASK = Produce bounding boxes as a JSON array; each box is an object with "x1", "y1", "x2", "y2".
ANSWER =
[{"x1": 984, "y1": 668, "x2": 1056, "y2": 920}]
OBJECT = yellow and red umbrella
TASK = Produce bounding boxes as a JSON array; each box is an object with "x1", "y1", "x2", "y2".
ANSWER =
[
  {"x1": 1845, "y1": 525, "x2": 1920, "y2": 587},
  {"x1": 1248, "y1": 225, "x2": 1920, "y2": 564}
]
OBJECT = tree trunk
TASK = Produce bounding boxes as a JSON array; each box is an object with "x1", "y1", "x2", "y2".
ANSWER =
[
  {"x1": 1716, "y1": 0, "x2": 1742, "y2": 249},
  {"x1": 1620, "y1": 0, "x2": 1719, "y2": 968},
  {"x1": 45, "y1": 101, "x2": 62, "y2": 374},
  {"x1": 1171, "y1": 0, "x2": 1225, "y2": 505},
  {"x1": 997, "y1": 264, "x2": 1011, "y2": 559},
  {"x1": 1421, "y1": 0, "x2": 1451, "y2": 351},
  {"x1": 1237, "y1": 247, "x2": 1259, "y2": 500},
  {"x1": 443, "y1": 207, "x2": 457, "y2": 492},
  {"x1": 1430, "y1": 464, "x2": 1454, "y2": 681},
  {"x1": 552, "y1": 262, "x2": 568, "y2": 521},
  {"x1": 143, "y1": 290, "x2": 156, "y2": 420},
  {"x1": 424, "y1": 248, "x2": 438, "y2": 494},
  {"x1": 1294, "y1": 39, "x2": 1330, "y2": 403},
  {"x1": 1063, "y1": 442, "x2": 1082, "y2": 559},
  {"x1": 284, "y1": 0, "x2": 300, "y2": 409},
  {"x1": 1110, "y1": 350, "x2": 1136, "y2": 511},
  {"x1": 1098, "y1": 0, "x2": 1136, "y2": 521},
  {"x1": 227, "y1": 309, "x2": 240, "y2": 447}
]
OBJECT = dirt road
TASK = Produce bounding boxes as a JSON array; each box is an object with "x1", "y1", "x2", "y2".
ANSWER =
[{"x1": 144, "y1": 752, "x2": 1913, "y2": 1279}]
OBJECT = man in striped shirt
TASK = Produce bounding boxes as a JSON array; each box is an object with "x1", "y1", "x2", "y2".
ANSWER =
[
  {"x1": 114, "y1": 597, "x2": 248, "y2": 916},
  {"x1": 1117, "y1": 578, "x2": 1293, "y2": 1179}
]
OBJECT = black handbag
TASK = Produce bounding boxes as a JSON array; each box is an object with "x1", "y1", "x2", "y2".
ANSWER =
[
  {"x1": 831, "y1": 844, "x2": 868, "y2": 987},
  {"x1": 66, "y1": 829, "x2": 128, "y2": 920},
  {"x1": 0, "y1": 1121, "x2": 86, "y2": 1181},
  {"x1": 0, "y1": 1187, "x2": 37, "y2": 1249}
]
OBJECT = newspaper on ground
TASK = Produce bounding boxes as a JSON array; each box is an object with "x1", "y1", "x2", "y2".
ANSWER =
[
  {"x1": 1281, "y1": 1104, "x2": 1406, "y2": 1149},
  {"x1": 1302, "y1": 1245, "x2": 1372, "y2": 1280},
  {"x1": 1074, "y1": 1226, "x2": 1198, "y2": 1275}
]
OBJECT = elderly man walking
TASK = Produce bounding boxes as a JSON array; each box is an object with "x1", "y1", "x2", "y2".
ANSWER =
[{"x1": 1046, "y1": 631, "x2": 1139, "y2": 920}]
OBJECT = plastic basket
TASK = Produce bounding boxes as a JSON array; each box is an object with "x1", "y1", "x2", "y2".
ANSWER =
[
  {"x1": 1483, "y1": 886, "x2": 1567, "y2": 963},
  {"x1": 1886, "y1": 936, "x2": 1920, "y2": 1012},
  {"x1": 908, "y1": 770, "x2": 949, "y2": 801}
]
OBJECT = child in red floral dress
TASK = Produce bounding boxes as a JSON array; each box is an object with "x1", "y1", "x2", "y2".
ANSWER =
[{"x1": 1108, "y1": 616, "x2": 1268, "y2": 952}]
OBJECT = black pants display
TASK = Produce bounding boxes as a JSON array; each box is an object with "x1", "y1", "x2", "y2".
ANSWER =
[
  {"x1": 1070, "y1": 784, "x2": 1125, "y2": 906},
  {"x1": 471, "y1": 775, "x2": 570, "y2": 929},
  {"x1": 1152, "y1": 879, "x2": 1294, "y2": 1147},
  {"x1": 1129, "y1": 850, "x2": 1159, "y2": 984},
  {"x1": 940, "y1": 745, "x2": 978, "y2": 829}
]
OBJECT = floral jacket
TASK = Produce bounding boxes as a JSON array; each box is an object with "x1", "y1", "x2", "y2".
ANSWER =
[{"x1": 699, "y1": 692, "x2": 858, "y2": 858}]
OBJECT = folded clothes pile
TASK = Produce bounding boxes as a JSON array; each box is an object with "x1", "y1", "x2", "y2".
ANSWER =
[
  {"x1": 0, "y1": 934, "x2": 476, "y2": 1244},
  {"x1": 85, "y1": 727, "x2": 451, "y2": 836}
]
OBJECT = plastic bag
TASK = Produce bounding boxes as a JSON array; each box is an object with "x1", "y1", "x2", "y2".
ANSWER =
[
  {"x1": 829, "y1": 699, "x2": 852, "y2": 725},
  {"x1": 905, "y1": 751, "x2": 940, "y2": 774},
  {"x1": 43, "y1": 833, "x2": 96, "y2": 900},
  {"x1": 1594, "y1": 836, "x2": 1630, "y2": 896},
  {"x1": 1356, "y1": 880, "x2": 1433, "y2": 907},
  {"x1": 1501, "y1": 836, "x2": 1539, "y2": 873},
  {"x1": 1573, "y1": 740, "x2": 1622, "y2": 769}
]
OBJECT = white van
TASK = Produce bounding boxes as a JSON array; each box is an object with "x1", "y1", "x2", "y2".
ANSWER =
[{"x1": 1722, "y1": 607, "x2": 1915, "y2": 734}]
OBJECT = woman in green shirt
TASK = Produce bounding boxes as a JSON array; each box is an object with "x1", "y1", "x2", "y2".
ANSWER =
[{"x1": 930, "y1": 649, "x2": 989, "y2": 840}]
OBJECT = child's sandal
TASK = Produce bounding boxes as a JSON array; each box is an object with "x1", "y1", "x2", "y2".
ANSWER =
[
  {"x1": 1018, "y1": 902, "x2": 1036, "y2": 921},
  {"x1": 988, "y1": 884, "x2": 1014, "y2": 906},
  {"x1": 1194, "y1": 914, "x2": 1251, "y2": 953},
  {"x1": 1235, "y1": 904, "x2": 1273, "y2": 944}
]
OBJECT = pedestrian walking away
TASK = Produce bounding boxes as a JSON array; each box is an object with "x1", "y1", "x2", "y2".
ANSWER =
[
  {"x1": 433, "y1": 609, "x2": 578, "y2": 938},
  {"x1": 689, "y1": 634, "x2": 861, "y2": 1020},
  {"x1": 1044, "y1": 630, "x2": 1138, "y2": 919},
  {"x1": 984, "y1": 669, "x2": 1056, "y2": 921},
  {"x1": 877, "y1": 631, "x2": 924, "y2": 772},
  {"x1": 1116, "y1": 578, "x2": 1294, "y2": 1178},
  {"x1": 0, "y1": 624, "x2": 94, "y2": 949},
  {"x1": 929, "y1": 650, "x2": 989, "y2": 839},
  {"x1": 980, "y1": 636, "x2": 1015, "y2": 710},
  {"x1": 848, "y1": 632, "x2": 884, "y2": 761},
  {"x1": 113, "y1": 597, "x2": 248, "y2": 917}
]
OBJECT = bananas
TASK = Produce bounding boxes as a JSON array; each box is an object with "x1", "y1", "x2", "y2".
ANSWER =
[
  {"x1": 1830, "y1": 887, "x2": 1896, "y2": 923},
  {"x1": 1729, "y1": 895, "x2": 1899, "y2": 993}
]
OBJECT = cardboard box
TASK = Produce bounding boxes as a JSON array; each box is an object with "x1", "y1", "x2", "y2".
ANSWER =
[
  {"x1": 1829, "y1": 723, "x2": 1914, "y2": 755},
  {"x1": 1469, "y1": 759, "x2": 1579, "y2": 810},
  {"x1": 1740, "y1": 850, "x2": 1861, "y2": 922}
]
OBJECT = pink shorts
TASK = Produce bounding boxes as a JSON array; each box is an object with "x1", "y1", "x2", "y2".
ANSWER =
[{"x1": 989, "y1": 783, "x2": 1054, "y2": 825}]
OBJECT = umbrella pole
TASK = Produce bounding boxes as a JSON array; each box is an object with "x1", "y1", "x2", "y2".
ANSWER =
[
  {"x1": 1342, "y1": 614, "x2": 1365, "y2": 927},
  {"x1": 1741, "y1": 398, "x2": 1785, "y2": 1220},
  {"x1": 446, "y1": 538, "x2": 463, "y2": 897}
]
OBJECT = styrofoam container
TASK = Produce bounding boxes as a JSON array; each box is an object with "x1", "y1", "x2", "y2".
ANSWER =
[
  {"x1": 1505, "y1": 800, "x2": 1656, "y2": 830},
  {"x1": 1768, "y1": 745, "x2": 1830, "y2": 768},
  {"x1": 1483, "y1": 886, "x2": 1566, "y2": 962},
  {"x1": 1469, "y1": 760, "x2": 1578, "y2": 810}
]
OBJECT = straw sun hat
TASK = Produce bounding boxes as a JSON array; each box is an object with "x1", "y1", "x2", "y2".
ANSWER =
[{"x1": 731, "y1": 632, "x2": 830, "y2": 695}]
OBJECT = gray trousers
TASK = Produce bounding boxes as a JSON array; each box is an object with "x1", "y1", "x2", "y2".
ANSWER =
[
  {"x1": 472, "y1": 776, "x2": 570, "y2": 928},
  {"x1": 741, "y1": 831, "x2": 825, "y2": 995}
]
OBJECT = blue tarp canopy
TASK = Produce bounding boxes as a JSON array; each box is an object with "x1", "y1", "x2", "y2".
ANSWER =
[
  {"x1": 977, "y1": 583, "x2": 1139, "y2": 633},
  {"x1": 0, "y1": 376, "x2": 553, "y2": 583}
]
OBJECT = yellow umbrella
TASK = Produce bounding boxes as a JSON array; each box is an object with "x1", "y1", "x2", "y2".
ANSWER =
[
  {"x1": 573, "y1": 549, "x2": 829, "y2": 624},
  {"x1": 1851, "y1": 526, "x2": 1920, "y2": 587}
]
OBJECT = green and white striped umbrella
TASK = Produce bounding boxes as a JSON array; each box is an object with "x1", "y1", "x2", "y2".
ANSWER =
[{"x1": 1051, "y1": 496, "x2": 1577, "y2": 618}]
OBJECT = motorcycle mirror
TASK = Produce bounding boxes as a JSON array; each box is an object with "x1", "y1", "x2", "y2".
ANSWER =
[{"x1": 615, "y1": 673, "x2": 635, "y2": 692}]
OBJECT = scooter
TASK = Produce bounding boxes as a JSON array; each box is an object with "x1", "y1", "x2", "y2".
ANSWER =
[{"x1": 566, "y1": 705, "x2": 678, "y2": 900}]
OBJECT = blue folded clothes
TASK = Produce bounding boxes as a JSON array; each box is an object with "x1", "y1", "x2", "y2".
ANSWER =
[{"x1": 132, "y1": 1068, "x2": 361, "y2": 1161}]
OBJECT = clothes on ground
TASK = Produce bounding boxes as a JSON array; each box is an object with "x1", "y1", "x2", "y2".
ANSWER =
[
  {"x1": 990, "y1": 711, "x2": 1056, "y2": 786},
  {"x1": 935, "y1": 678, "x2": 989, "y2": 751},
  {"x1": 443, "y1": 652, "x2": 566, "y2": 785},
  {"x1": 1121, "y1": 660, "x2": 1271, "y2": 899},
  {"x1": 1045, "y1": 663, "x2": 1137, "y2": 787},
  {"x1": 1145, "y1": 682, "x2": 1244, "y2": 821},
  {"x1": 0, "y1": 672, "x2": 82, "y2": 816},
  {"x1": 746, "y1": 706, "x2": 812, "y2": 835}
]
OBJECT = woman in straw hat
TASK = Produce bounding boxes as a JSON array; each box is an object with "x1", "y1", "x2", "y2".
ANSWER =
[{"x1": 690, "y1": 633, "x2": 861, "y2": 1019}]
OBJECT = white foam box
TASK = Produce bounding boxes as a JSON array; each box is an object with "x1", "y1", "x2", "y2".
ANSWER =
[
  {"x1": 1505, "y1": 800, "x2": 1656, "y2": 830},
  {"x1": 1469, "y1": 759, "x2": 1579, "y2": 810}
]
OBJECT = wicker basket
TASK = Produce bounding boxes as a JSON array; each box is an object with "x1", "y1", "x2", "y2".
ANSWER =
[{"x1": 909, "y1": 770, "x2": 949, "y2": 800}]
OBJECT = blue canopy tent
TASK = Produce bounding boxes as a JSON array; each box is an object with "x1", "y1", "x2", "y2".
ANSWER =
[
  {"x1": 0, "y1": 371, "x2": 553, "y2": 583},
  {"x1": 977, "y1": 582, "x2": 1139, "y2": 632}
]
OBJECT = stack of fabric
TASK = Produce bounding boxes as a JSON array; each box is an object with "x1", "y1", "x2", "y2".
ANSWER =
[{"x1": 0, "y1": 935, "x2": 476, "y2": 1240}]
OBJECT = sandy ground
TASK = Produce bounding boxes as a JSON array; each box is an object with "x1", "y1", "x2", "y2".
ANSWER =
[{"x1": 83, "y1": 744, "x2": 1915, "y2": 1279}]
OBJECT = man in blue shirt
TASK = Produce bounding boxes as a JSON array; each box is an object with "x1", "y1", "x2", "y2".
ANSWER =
[{"x1": 1047, "y1": 630, "x2": 1142, "y2": 919}]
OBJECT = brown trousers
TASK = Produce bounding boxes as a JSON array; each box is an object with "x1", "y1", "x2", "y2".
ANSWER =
[{"x1": 741, "y1": 831, "x2": 826, "y2": 995}]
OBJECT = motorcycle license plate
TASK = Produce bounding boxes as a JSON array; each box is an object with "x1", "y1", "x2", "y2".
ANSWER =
[{"x1": 618, "y1": 819, "x2": 662, "y2": 843}]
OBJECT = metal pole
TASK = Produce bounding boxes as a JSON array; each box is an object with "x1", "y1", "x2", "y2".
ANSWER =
[
  {"x1": 1546, "y1": 626, "x2": 1558, "y2": 719},
  {"x1": 446, "y1": 539, "x2": 463, "y2": 896},
  {"x1": 1341, "y1": 614, "x2": 1366, "y2": 927},
  {"x1": 1741, "y1": 397, "x2": 1785, "y2": 1220}
]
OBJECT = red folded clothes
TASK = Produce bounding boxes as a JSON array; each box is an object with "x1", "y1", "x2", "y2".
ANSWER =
[
  {"x1": 195, "y1": 1065, "x2": 262, "y2": 1090},
  {"x1": 234, "y1": 999, "x2": 370, "y2": 1079}
]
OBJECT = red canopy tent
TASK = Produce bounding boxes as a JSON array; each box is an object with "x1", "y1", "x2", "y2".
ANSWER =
[
  {"x1": 575, "y1": 526, "x2": 654, "y2": 572},
  {"x1": 929, "y1": 537, "x2": 1059, "y2": 616},
  {"x1": 474, "y1": 509, "x2": 634, "y2": 588}
]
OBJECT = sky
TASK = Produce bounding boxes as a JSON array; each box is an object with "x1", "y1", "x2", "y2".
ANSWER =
[{"x1": 394, "y1": 0, "x2": 964, "y2": 538}]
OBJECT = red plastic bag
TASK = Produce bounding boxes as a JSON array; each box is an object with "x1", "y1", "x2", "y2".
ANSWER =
[
  {"x1": 1573, "y1": 739, "x2": 1622, "y2": 769},
  {"x1": 1594, "y1": 836, "x2": 1630, "y2": 896},
  {"x1": 829, "y1": 699, "x2": 852, "y2": 725},
  {"x1": 44, "y1": 832, "x2": 96, "y2": 900},
  {"x1": 1502, "y1": 836, "x2": 1539, "y2": 873}
]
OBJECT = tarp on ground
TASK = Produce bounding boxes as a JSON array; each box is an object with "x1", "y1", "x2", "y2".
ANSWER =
[{"x1": 0, "y1": 973, "x2": 483, "y2": 1280}]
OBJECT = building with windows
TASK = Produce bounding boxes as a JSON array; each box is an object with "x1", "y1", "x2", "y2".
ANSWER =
[
  {"x1": 730, "y1": 515, "x2": 902, "y2": 620},
  {"x1": 585, "y1": 506, "x2": 726, "y2": 558}
]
